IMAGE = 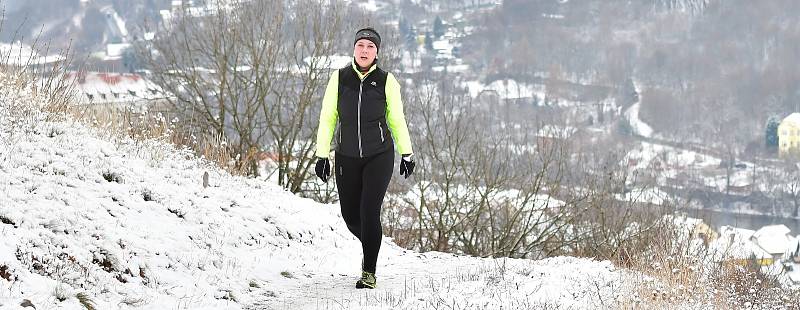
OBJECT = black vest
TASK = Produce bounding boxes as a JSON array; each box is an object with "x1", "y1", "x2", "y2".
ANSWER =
[{"x1": 336, "y1": 65, "x2": 393, "y2": 158}]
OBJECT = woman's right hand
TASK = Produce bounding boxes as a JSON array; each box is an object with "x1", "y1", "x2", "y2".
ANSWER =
[{"x1": 315, "y1": 157, "x2": 331, "y2": 182}]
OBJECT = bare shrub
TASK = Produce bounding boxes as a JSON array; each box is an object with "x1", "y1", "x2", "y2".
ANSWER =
[
  {"x1": 70, "y1": 104, "x2": 253, "y2": 175},
  {"x1": 139, "y1": 0, "x2": 369, "y2": 194},
  {"x1": 383, "y1": 74, "x2": 585, "y2": 258},
  {"x1": 706, "y1": 261, "x2": 787, "y2": 308},
  {"x1": 0, "y1": 15, "x2": 78, "y2": 121}
]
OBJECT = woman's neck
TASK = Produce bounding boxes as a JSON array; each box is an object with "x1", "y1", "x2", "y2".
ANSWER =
[{"x1": 355, "y1": 58, "x2": 373, "y2": 74}]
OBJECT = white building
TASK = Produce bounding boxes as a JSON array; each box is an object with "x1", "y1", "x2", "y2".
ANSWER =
[
  {"x1": 69, "y1": 72, "x2": 166, "y2": 106},
  {"x1": 751, "y1": 224, "x2": 795, "y2": 262}
]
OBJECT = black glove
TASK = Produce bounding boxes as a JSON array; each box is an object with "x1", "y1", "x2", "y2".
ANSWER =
[
  {"x1": 399, "y1": 154, "x2": 415, "y2": 179},
  {"x1": 315, "y1": 157, "x2": 331, "y2": 182}
]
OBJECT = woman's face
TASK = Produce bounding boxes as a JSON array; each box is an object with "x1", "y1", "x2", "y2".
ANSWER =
[{"x1": 354, "y1": 39, "x2": 377, "y2": 68}]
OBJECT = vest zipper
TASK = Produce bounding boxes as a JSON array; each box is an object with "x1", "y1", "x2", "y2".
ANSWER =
[
  {"x1": 378, "y1": 122, "x2": 384, "y2": 143},
  {"x1": 357, "y1": 69, "x2": 373, "y2": 158},
  {"x1": 357, "y1": 81, "x2": 364, "y2": 157}
]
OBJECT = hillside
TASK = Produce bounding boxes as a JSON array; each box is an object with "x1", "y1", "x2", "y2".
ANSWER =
[
  {"x1": 0, "y1": 73, "x2": 631, "y2": 309},
  {"x1": 460, "y1": 0, "x2": 800, "y2": 147},
  {"x1": 1, "y1": 0, "x2": 166, "y2": 53}
]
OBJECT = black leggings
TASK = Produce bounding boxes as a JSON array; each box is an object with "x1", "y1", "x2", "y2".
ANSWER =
[{"x1": 335, "y1": 150, "x2": 394, "y2": 274}]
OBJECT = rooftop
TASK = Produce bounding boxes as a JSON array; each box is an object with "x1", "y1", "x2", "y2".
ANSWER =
[
  {"x1": 69, "y1": 72, "x2": 165, "y2": 105},
  {"x1": 782, "y1": 112, "x2": 800, "y2": 125}
]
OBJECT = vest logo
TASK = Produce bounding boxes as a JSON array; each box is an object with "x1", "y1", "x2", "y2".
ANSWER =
[{"x1": 371, "y1": 81, "x2": 377, "y2": 87}]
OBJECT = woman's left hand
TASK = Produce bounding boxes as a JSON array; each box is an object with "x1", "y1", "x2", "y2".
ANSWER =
[{"x1": 399, "y1": 154, "x2": 414, "y2": 179}]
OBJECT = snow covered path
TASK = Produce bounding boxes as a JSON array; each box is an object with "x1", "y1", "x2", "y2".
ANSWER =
[{"x1": 250, "y1": 247, "x2": 626, "y2": 310}]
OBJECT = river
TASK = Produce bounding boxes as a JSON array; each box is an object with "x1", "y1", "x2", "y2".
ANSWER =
[{"x1": 681, "y1": 208, "x2": 800, "y2": 234}]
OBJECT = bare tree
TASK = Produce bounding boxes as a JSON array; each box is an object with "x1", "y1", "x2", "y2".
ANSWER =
[
  {"x1": 382, "y1": 73, "x2": 587, "y2": 258},
  {"x1": 264, "y1": 1, "x2": 347, "y2": 193},
  {"x1": 782, "y1": 161, "x2": 800, "y2": 218},
  {"x1": 141, "y1": 1, "x2": 354, "y2": 194}
]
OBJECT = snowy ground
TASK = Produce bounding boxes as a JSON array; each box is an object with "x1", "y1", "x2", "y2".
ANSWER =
[
  {"x1": 624, "y1": 101, "x2": 653, "y2": 138},
  {"x1": 0, "y1": 73, "x2": 635, "y2": 309}
]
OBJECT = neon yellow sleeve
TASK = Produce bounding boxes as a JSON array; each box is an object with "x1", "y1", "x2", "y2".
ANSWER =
[
  {"x1": 385, "y1": 73, "x2": 413, "y2": 155},
  {"x1": 315, "y1": 72, "x2": 339, "y2": 158}
]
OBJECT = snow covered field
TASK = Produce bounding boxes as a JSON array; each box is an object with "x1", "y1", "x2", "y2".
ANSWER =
[{"x1": 0, "y1": 72, "x2": 634, "y2": 309}]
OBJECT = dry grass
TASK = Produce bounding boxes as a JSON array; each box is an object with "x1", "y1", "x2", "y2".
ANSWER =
[
  {"x1": 76, "y1": 292, "x2": 97, "y2": 310},
  {"x1": 623, "y1": 258, "x2": 800, "y2": 309},
  {"x1": 611, "y1": 219, "x2": 800, "y2": 309},
  {"x1": 554, "y1": 175, "x2": 800, "y2": 309},
  {"x1": 0, "y1": 46, "x2": 77, "y2": 122},
  {"x1": 68, "y1": 103, "x2": 255, "y2": 176},
  {"x1": 0, "y1": 36, "x2": 253, "y2": 177}
]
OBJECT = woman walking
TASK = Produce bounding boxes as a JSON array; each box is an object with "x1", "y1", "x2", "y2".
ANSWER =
[{"x1": 314, "y1": 27, "x2": 415, "y2": 289}]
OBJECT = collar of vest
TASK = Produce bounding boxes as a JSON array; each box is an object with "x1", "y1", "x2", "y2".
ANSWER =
[{"x1": 351, "y1": 61, "x2": 378, "y2": 80}]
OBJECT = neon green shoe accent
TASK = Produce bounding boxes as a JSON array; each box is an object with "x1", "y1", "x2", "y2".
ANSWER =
[{"x1": 355, "y1": 271, "x2": 376, "y2": 289}]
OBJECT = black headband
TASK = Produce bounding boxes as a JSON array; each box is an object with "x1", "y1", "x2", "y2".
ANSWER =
[{"x1": 354, "y1": 27, "x2": 381, "y2": 51}]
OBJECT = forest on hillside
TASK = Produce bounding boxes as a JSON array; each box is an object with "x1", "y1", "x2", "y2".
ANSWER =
[{"x1": 465, "y1": 0, "x2": 800, "y2": 150}]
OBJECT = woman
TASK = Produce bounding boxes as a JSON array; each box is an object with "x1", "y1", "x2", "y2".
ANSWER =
[{"x1": 314, "y1": 27, "x2": 415, "y2": 289}]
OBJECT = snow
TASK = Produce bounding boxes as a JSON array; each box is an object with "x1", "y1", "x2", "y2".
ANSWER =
[
  {"x1": 0, "y1": 70, "x2": 634, "y2": 308},
  {"x1": 536, "y1": 124, "x2": 578, "y2": 139},
  {"x1": 624, "y1": 80, "x2": 653, "y2": 137},
  {"x1": 782, "y1": 112, "x2": 800, "y2": 125},
  {"x1": 304, "y1": 55, "x2": 352, "y2": 70},
  {"x1": 105, "y1": 43, "x2": 131, "y2": 59},
  {"x1": 659, "y1": 0, "x2": 712, "y2": 14},
  {"x1": 272, "y1": 55, "x2": 351, "y2": 75},
  {"x1": 625, "y1": 141, "x2": 720, "y2": 173},
  {"x1": 713, "y1": 226, "x2": 772, "y2": 261},
  {"x1": 431, "y1": 64, "x2": 469, "y2": 73},
  {"x1": 616, "y1": 187, "x2": 671, "y2": 205},
  {"x1": 670, "y1": 214, "x2": 704, "y2": 229},
  {"x1": 109, "y1": 8, "x2": 129, "y2": 39},
  {"x1": 72, "y1": 10, "x2": 85, "y2": 28},
  {"x1": 463, "y1": 80, "x2": 485, "y2": 98},
  {"x1": 69, "y1": 72, "x2": 165, "y2": 105},
  {"x1": 355, "y1": 0, "x2": 381, "y2": 12},
  {"x1": 786, "y1": 238, "x2": 800, "y2": 286},
  {"x1": 788, "y1": 270, "x2": 800, "y2": 286},
  {"x1": 463, "y1": 79, "x2": 599, "y2": 107},
  {"x1": 267, "y1": 255, "x2": 625, "y2": 309},
  {"x1": 472, "y1": 79, "x2": 546, "y2": 102},
  {"x1": 166, "y1": 0, "x2": 246, "y2": 18},
  {"x1": 752, "y1": 225, "x2": 794, "y2": 255},
  {"x1": 159, "y1": 10, "x2": 172, "y2": 24},
  {"x1": 543, "y1": 13, "x2": 565, "y2": 19},
  {"x1": 624, "y1": 101, "x2": 653, "y2": 137},
  {"x1": 432, "y1": 40, "x2": 453, "y2": 53},
  {"x1": 0, "y1": 42, "x2": 66, "y2": 66}
]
